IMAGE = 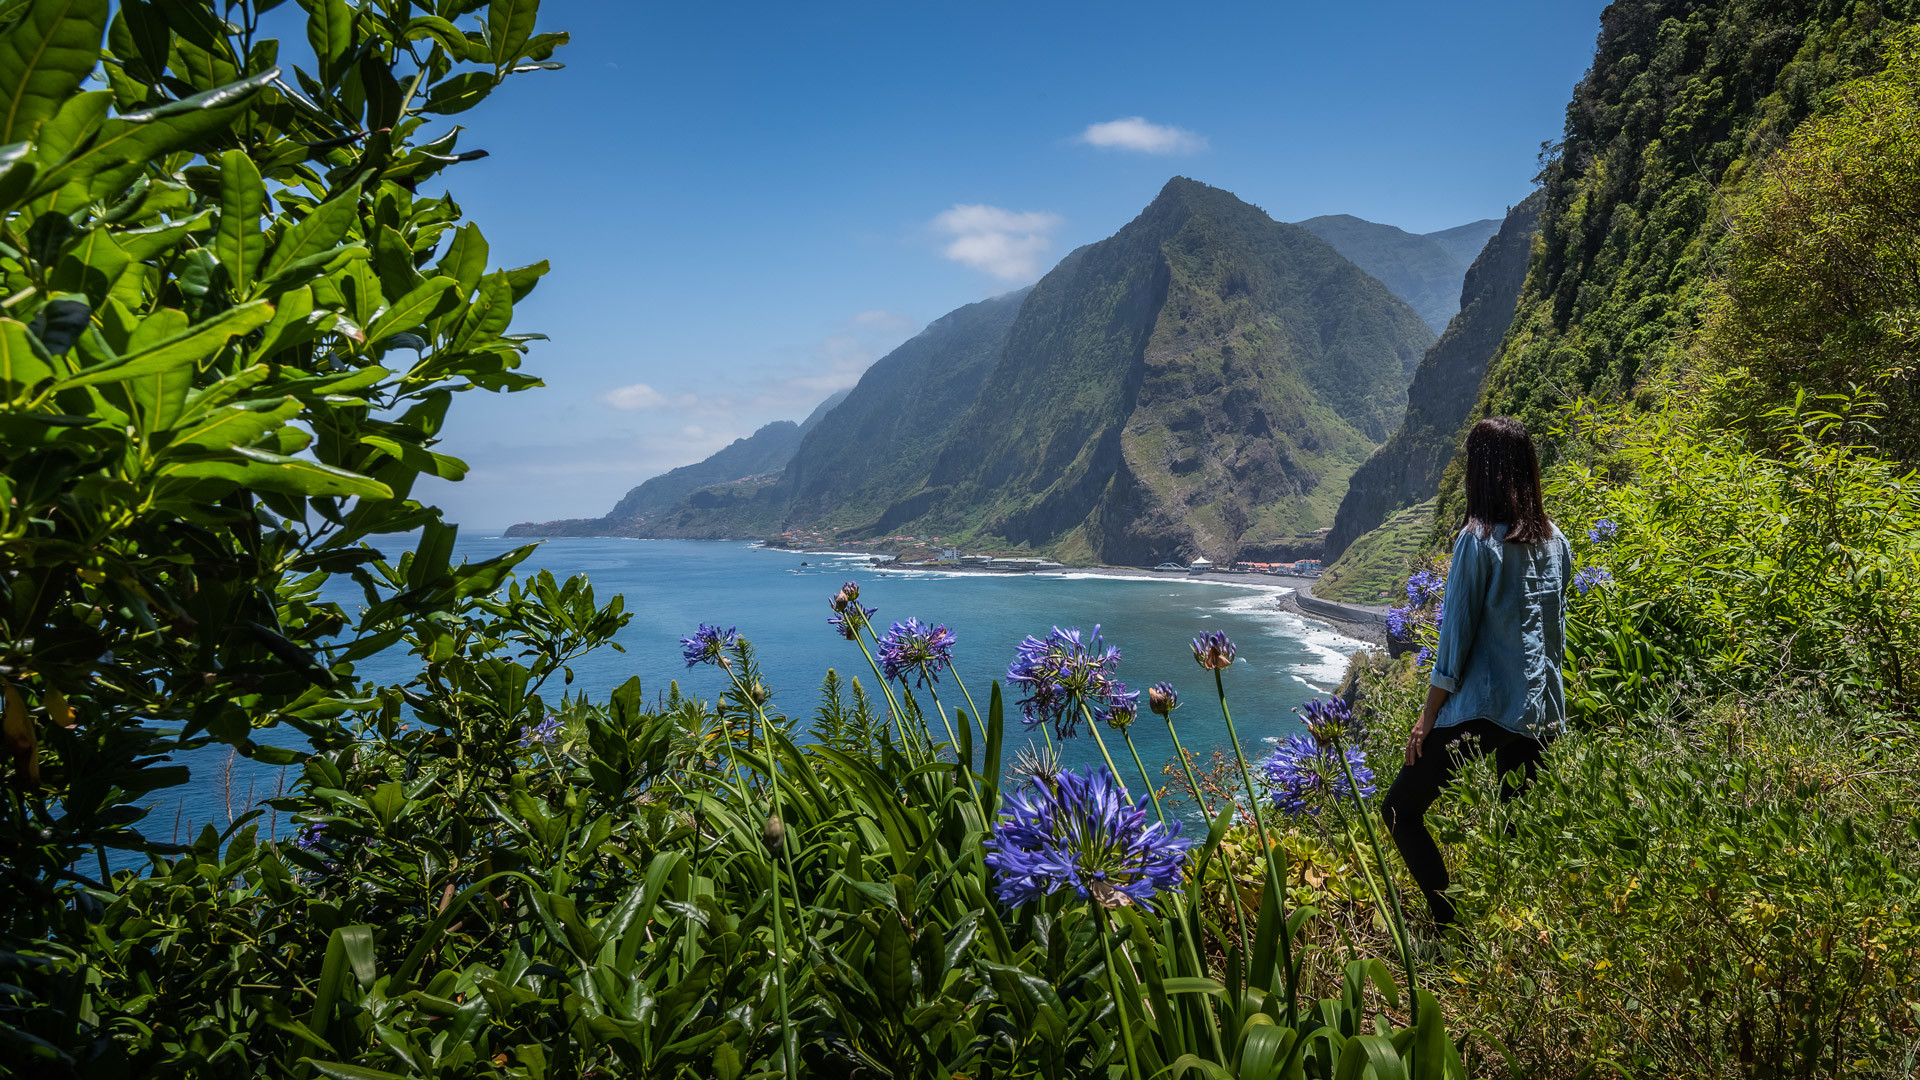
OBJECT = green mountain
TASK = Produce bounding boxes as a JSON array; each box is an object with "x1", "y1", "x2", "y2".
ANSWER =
[
  {"x1": 1434, "y1": 0, "x2": 1920, "y2": 525},
  {"x1": 504, "y1": 391, "x2": 848, "y2": 539},
  {"x1": 1295, "y1": 214, "x2": 1500, "y2": 333},
  {"x1": 781, "y1": 289, "x2": 1031, "y2": 530},
  {"x1": 881, "y1": 178, "x2": 1435, "y2": 564},
  {"x1": 1323, "y1": 192, "x2": 1542, "y2": 564}
]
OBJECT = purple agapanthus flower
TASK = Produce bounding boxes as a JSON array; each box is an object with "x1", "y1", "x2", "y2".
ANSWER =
[
  {"x1": 1416, "y1": 646, "x2": 1434, "y2": 667},
  {"x1": 1191, "y1": 631, "x2": 1236, "y2": 671},
  {"x1": 519, "y1": 715, "x2": 563, "y2": 747},
  {"x1": 984, "y1": 766, "x2": 1190, "y2": 910},
  {"x1": 681, "y1": 624, "x2": 738, "y2": 667},
  {"x1": 1296, "y1": 696, "x2": 1359, "y2": 746},
  {"x1": 1406, "y1": 570, "x2": 1446, "y2": 608},
  {"x1": 1104, "y1": 682, "x2": 1141, "y2": 730},
  {"x1": 1006, "y1": 625, "x2": 1127, "y2": 736},
  {"x1": 876, "y1": 618, "x2": 958, "y2": 686},
  {"x1": 1573, "y1": 566, "x2": 1613, "y2": 595},
  {"x1": 1263, "y1": 734, "x2": 1375, "y2": 816},
  {"x1": 1587, "y1": 519, "x2": 1618, "y2": 543},
  {"x1": 1385, "y1": 605, "x2": 1415, "y2": 639},
  {"x1": 295, "y1": 823, "x2": 325, "y2": 851}
]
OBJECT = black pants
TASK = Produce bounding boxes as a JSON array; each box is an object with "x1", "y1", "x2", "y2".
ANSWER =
[{"x1": 1381, "y1": 718, "x2": 1547, "y2": 927}]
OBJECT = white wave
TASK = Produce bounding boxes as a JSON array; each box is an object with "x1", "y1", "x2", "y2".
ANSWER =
[{"x1": 1207, "y1": 591, "x2": 1368, "y2": 688}]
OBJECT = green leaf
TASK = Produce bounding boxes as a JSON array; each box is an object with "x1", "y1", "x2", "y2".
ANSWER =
[
  {"x1": 37, "y1": 69, "x2": 279, "y2": 197},
  {"x1": 450, "y1": 271, "x2": 512, "y2": 350},
  {"x1": 405, "y1": 15, "x2": 468, "y2": 60},
  {"x1": 366, "y1": 276, "x2": 455, "y2": 341},
  {"x1": 214, "y1": 150, "x2": 266, "y2": 295},
  {"x1": 303, "y1": 0, "x2": 352, "y2": 82},
  {"x1": 0, "y1": 316, "x2": 53, "y2": 392},
  {"x1": 167, "y1": 396, "x2": 302, "y2": 452},
  {"x1": 301, "y1": 1062, "x2": 405, "y2": 1080},
  {"x1": 360, "y1": 434, "x2": 467, "y2": 480},
  {"x1": 488, "y1": 0, "x2": 537, "y2": 66},
  {"x1": 163, "y1": 450, "x2": 393, "y2": 499},
  {"x1": 0, "y1": 0, "x2": 110, "y2": 142},
  {"x1": 435, "y1": 222, "x2": 487, "y2": 300},
  {"x1": 421, "y1": 70, "x2": 494, "y2": 115},
  {"x1": 261, "y1": 190, "x2": 359, "y2": 283},
  {"x1": 871, "y1": 914, "x2": 913, "y2": 1012},
  {"x1": 57, "y1": 300, "x2": 273, "y2": 388}
]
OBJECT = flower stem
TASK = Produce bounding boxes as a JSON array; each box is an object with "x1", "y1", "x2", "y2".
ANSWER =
[
  {"x1": 1078, "y1": 701, "x2": 1130, "y2": 793},
  {"x1": 1214, "y1": 667, "x2": 1297, "y2": 1024},
  {"x1": 927, "y1": 686, "x2": 982, "y2": 801},
  {"x1": 1097, "y1": 905, "x2": 1144, "y2": 1080},
  {"x1": 1120, "y1": 727, "x2": 1168, "y2": 825},
  {"x1": 950, "y1": 670, "x2": 991, "y2": 746},
  {"x1": 1330, "y1": 726, "x2": 1419, "y2": 1023},
  {"x1": 1165, "y1": 714, "x2": 1252, "y2": 962}
]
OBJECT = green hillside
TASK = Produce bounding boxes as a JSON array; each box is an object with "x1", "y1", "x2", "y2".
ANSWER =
[
  {"x1": 904, "y1": 178, "x2": 1435, "y2": 564},
  {"x1": 782, "y1": 289, "x2": 1029, "y2": 530},
  {"x1": 1315, "y1": 498, "x2": 1435, "y2": 603},
  {"x1": 1324, "y1": 193, "x2": 1541, "y2": 563},
  {"x1": 1296, "y1": 213, "x2": 1498, "y2": 333}
]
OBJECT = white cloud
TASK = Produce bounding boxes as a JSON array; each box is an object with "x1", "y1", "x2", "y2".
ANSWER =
[
  {"x1": 1075, "y1": 116, "x2": 1207, "y2": 155},
  {"x1": 931, "y1": 204, "x2": 1062, "y2": 280},
  {"x1": 598, "y1": 382, "x2": 695, "y2": 410}
]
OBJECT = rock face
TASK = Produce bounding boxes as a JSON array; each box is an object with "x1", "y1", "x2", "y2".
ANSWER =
[
  {"x1": 1296, "y1": 214, "x2": 1501, "y2": 334},
  {"x1": 895, "y1": 178, "x2": 1434, "y2": 564},
  {"x1": 1324, "y1": 193, "x2": 1542, "y2": 562}
]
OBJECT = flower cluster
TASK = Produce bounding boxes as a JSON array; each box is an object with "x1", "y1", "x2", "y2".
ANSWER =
[
  {"x1": 985, "y1": 766, "x2": 1190, "y2": 910},
  {"x1": 519, "y1": 715, "x2": 563, "y2": 747},
  {"x1": 877, "y1": 618, "x2": 958, "y2": 686},
  {"x1": 827, "y1": 582, "x2": 878, "y2": 640},
  {"x1": 1191, "y1": 631, "x2": 1236, "y2": 671},
  {"x1": 1406, "y1": 569, "x2": 1446, "y2": 607},
  {"x1": 680, "y1": 623, "x2": 738, "y2": 667},
  {"x1": 1262, "y1": 734, "x2": 1375, "y2": 816},
  {"x1": 1587, "y1": 518, "x2": 1619, "y2": 543},
  {"x1": 1006, "y1": 625, "x2": 1135, "y2": 736},
  {"x1": 1573, "y1": 566, "x2": 1614, "y2": 595}
]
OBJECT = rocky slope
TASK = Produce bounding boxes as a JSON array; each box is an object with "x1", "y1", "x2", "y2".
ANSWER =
[
  {"x1": 1296, "y1": 214, "x2": 1500, "y2": 333},
  {"x1": 887, "y1": 178, "x2": 1435, "y2": 564},
  {"x1": 1323, "y1": 192, "x2": 1541, "y2": 563}
]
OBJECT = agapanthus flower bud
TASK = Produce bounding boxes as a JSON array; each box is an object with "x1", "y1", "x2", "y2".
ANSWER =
[
  {"x1": 829, "y1": 580, "x2": 861, "y2": 613},
  {"x1": 1191, "y1": 631, "x2": 1236, "y2": 671},
  {"x1": 762, "y1": 814, "x2": 785, "y2": 852},
  {"x1": 748, "y1": 680, "x2": 772, "y2": 706},
  {"x1": 1148, "y1": 681, "x2": 1177, "y2": 716}
]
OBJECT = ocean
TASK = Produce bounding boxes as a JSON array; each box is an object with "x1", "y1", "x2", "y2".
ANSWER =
[{"x1": 149, "y1": 536, "x2": 1369, "y2": 854}]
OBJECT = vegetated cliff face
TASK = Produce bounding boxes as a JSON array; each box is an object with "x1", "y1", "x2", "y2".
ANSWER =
[
  {"x1": 503, "y1": 391, "x2": 849, "y2": 538},
  {"x1": 1295, "y1": 214, "x2": 1500, "y2": 334},
  {"x1": 888, "y1": 178, "x2": 1434, "y2": 564},
  {"x1": 1434, "y1": 0, "x2": 1920, "y2": 527},
  {"x1": 780, "y1": 289, "x2": 1030, "y2": 529},
  {"x1": 1323, "y1": 192, "x2": 1542, "y2": 563}
]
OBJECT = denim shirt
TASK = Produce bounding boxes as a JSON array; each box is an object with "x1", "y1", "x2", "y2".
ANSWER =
[{"x1": 1429, "y1": 522, "x2": 1572, "y2": 738}]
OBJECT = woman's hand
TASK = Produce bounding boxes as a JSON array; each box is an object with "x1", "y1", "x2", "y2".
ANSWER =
[{"x1": 1408, "y1": 684, "x2": 1450, "y2": 766}]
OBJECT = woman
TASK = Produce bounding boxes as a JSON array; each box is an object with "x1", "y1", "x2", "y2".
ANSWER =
[{"x1": 1382, "y1": 416, "x2": 1572, "y2": 928}]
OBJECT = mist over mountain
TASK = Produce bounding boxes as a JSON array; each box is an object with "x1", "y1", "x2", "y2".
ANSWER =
[{"x1": 1295, "y1": 214, "x2": 1501, "y2": 334}]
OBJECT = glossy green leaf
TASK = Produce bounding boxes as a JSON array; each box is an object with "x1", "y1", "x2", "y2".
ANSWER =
[
  {"x1": 38, "y1": 69, "x2": 279, "y2": 197},
  {"x1": 303, "y1": 0, "x2": 352, "y2": 81},
  {"x1": 163, "y1": 450, "x2": 392, "y2": 499},
  {"x1": 214, "y1": 150, "x2": 265, "y2": 294},
  {"x1": 0, "y1": 0, "x2": 110, "y2": 142},
  {"x1": 0, "y1": 316, "x2": 53, "y2": 392},
  {"x1": 421, "y1": 70, "x2": 494, "y2": 115},
  {"x1": 488, "y1": 0, "x2": 537, "y2": 66},
  {"x1": 366, "y1": 276, "x2": 455, "y2": 342},
  {"x1": 57, "y1": 300, "x2": 272, "y2": 388},
  {"x1": 261, "y1": 190, "x2": 359, "y2": 283}
]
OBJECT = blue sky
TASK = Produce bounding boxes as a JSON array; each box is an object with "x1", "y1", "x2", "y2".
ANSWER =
[{"x1": 416, "y1": 0, "x2": 1609, "y2": 531}]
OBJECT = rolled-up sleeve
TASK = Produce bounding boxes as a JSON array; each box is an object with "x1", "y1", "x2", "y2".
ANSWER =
[{"x1": 1429, "y1": 530, "x2": 1486, "y2": 694}]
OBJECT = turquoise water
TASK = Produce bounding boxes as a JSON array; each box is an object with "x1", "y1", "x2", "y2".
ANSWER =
[{"x1": 153, "y1": 537, "x2": 1368, "y2": 851}]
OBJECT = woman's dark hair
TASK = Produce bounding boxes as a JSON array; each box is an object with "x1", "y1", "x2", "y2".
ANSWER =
[{"x1": 1461, "y1": 416, "x2": 1553, "y2": 544}]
